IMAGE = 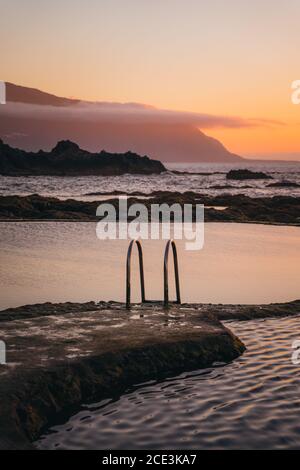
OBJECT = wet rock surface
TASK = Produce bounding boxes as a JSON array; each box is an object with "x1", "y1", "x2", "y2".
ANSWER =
[
  {"x1": 0, "y1": 301, "x2": 246, "y2": 449},
  {"x1": 267, "y1": 180, "x2": 300, "y2": 188},
  {"x1": 226, "y1": 169, "x2": 272, "y2": 180},
  {"x1": 0, "y1": 299, "x2": 299, "y2": 449},
  {"x1": 1, "y1": 192, "x2": 299, "y2": 225}
]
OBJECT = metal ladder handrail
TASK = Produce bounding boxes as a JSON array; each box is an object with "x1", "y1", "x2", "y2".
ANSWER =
[
  {"x1": 125, "y1": 239, "x2": 181, "y2": 309},
  {"x1": 164, "y1": 239, "x2": 181, "y2": 307},
  {"x1": 126, "y1": 239, "x2": 146, "y2": 309}
]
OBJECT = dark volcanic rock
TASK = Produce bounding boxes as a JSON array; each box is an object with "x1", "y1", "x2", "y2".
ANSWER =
[
  {"x1": 0, "y1": 302, "x2": 245, "y2": 448},
  {"x1": 226, "y1": 169, "x2": 272, "y2": 180},
  {"x1": 0, "y1": 140, "x2": 166, "y2": 176},
  {"x1": 267, "y1": 180, "x2": 300, "y2": 188},
  {"x1": 0, "y1": 194, "x2": 99, "y2": 220},
  {"x1": 0, "y1": 298, "x2": 299, "y2": 448},
  {"x1": 0, "y1": 193, "x2": 300, "y2": 225}
]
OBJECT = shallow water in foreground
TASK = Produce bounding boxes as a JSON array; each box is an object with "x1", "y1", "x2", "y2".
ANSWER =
[{"x1": 36, "y1": 315, "x2": 300, "y2": 450}]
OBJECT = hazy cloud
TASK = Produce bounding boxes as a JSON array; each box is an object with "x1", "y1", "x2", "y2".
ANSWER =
[{"x1": 0, "y1": 101, "x2": 283, "y2": 129}]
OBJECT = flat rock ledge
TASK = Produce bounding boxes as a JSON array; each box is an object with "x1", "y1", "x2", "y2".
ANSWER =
[{"x1": 0, "y1": 299, "x2": 299, "y2": 449}]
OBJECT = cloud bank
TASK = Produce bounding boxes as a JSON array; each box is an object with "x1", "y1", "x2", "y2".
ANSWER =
[{"x1": 0, "y1": 101, "x2": 283, "y2": 129}]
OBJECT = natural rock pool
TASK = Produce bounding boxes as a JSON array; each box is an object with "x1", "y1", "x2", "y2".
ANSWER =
[
  {"x1": 36, "y1": 314, "x2": 300, "y2": 450},
  {"x1": 0, "y1": 222, "x2": 299, "y2": 309}
]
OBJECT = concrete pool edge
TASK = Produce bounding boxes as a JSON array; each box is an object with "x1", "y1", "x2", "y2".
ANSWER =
[
  {"x1": 0, "y1": 303, "x2": 246, "y2": 450},
  {"x1": 0, "y1": 299, "x2": 299, "y2": 450},
  {"x1": 1, "y1": 299, "x2": 299, "y2": 322},
  {"x1": 1, "y1": 331, "x2": 245, "y2": 450}
]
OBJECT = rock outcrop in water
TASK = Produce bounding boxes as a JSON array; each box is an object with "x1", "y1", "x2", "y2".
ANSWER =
[
  {"x1": 226, "y1": 169, "x2": 272, "y2": 180},
  {"x1": 1, "y1": 193, "x2": 299, "y2": 225},
  {"x1": 267, "y1": 180, "x2": 300, "y2": 188},
  {"x1": 0, "y1": 139, "x2": 166, "y2": 176}
]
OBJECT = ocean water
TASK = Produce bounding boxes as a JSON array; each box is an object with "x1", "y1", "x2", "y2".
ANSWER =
[
  {"x1": 36, "y1": 314, "x2": 300, "y2": 450},
  {"x1": 0, "y1": 162, "x2": 299, "y2": 200}
]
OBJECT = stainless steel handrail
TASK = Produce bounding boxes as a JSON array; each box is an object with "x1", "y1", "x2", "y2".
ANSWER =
[
  {"x1": 164, "y1": 239, "x2": 181, "y2": 307},
  {"x1": 125, "y1": 239, "x2": 181, "y2": 309},
  {"x1": 126, "y1": 239, "x2": 146, "y2": 309}
]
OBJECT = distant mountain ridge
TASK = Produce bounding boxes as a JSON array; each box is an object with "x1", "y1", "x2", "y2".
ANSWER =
[
  {"x1": 0, "y1": 139, "x2": 165, "y2": 176},
  {"x1": 5, "y1": 82, "x2": 80, "y2": 106},
  {"x1": 0, "y1": 82, "x2": 243, "y2": 163}
]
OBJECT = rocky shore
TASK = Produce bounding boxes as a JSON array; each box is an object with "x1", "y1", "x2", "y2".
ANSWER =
[
  {"x1": 1, "y1": 192, "x2": 299, "y2": 225},
  {"x1": 0, "y1": 139, "x2": 166, "y2": 176},
  {"x1": 0, "y1": 299, "x2": 299, "y2": 449},
  {"x1": 226, "y1": 169, "x2": 272, "y2": 180}
]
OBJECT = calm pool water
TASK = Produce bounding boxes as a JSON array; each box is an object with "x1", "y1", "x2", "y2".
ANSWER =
[
  {"x1": 0, "y1": 222, "x2": 299, "y2": 309},
  {"x1": 36, "y1": 315, "x2": 300, "y2": 450}
]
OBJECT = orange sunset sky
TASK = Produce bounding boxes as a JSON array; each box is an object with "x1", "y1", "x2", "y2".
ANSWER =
[{"x1": 1, "y1": 0, "x2": 300, "y2": 159}]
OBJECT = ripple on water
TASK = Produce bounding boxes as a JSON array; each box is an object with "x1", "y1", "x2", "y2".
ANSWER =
[{"x1": 36, "y1": 315, "x2": 300, "y2": 450}]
